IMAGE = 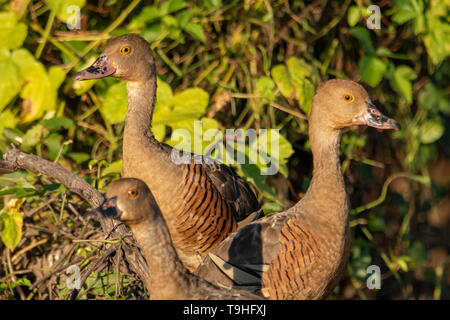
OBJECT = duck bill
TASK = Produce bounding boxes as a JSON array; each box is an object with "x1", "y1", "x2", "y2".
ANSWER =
[
  {"x1": 85, "y1": 197, "x2": 121, "y2": 219},
  {"x1": 73, "y1": 55, "x2": 116, "y2": 81},
  {"x1": 355, "y1": 101, "x2": 400, "y2": 130}
]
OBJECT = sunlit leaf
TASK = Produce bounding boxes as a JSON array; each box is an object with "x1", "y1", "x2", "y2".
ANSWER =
[
  {"x1": 357, "y1": 55, "x2": 386, "y2": 87},
  {"x1": 391, "y1": 65, "x2": 417, "y2": 103},
  {"x1": 420, "y1": 119, "x2": 444, "y2": 144},
  {"x1": 256, "y1": 76, "x2": 276, "y2": 102},
  {"x1": 0, "y1": 11, "x2": 27, "y2": 49},
  {"x1": 347, "y1": 5, "x2": 361, "y2": 27},
  {"x1": 184, "y1": 23, "x2": 206, "y2": 43},
  {"x1": 349, "y1": 27, "x2": 375, "y2": 55},
  {"x1": 0, "y1": 49, "x2": 22, "y2": 111},
  {"x1": 44, "y1": 0, "x2": 86, "y2": 22},
  {"x1": 0, "y1": 198, "x2": 25, "y2": 251},
  {"x1": 100, "y1": 82, "x2": 127, "y2": 124}
]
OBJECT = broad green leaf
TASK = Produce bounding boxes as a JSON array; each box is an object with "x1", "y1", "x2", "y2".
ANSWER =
[
  {"x1": 0, "y1": 49, "x2": 22, "y2": 110},
  {"x1": 44, "y1": 0, "x2": 86, "y2": 22},
  {"x1": 102, "y1": 160, "x2": 123, "y2": 176},
  {"x1": 67, "y1": 152, "x2": 90, "y2": 164},
  {"x1": 349, "y1": 27, "x2": 375, "y2": 55},
  {"x1": 357, "y1": 55, "x2": 386, "y2": 87},
  {"x1": 22, "y1": 124, "x2": 46, "y2": 151},
  {"x1": 347, "y1": 5, "x2": 361, "y2": 27},
  {"x1": 155, "y1": 77, "x2": 173, "y2": 108},
  {"x1": 271, "y1": 64, "x2": 294, "y2": 98},
  {"x1": 168, "y1": 118, "x2": 220, "y2": 155},
  {"x1": 0, "y1": 198, "x2": 25, "y2": 251},
  {"x1": 163, "y1": 87, "x2": 209, "y2": 122},
  {"x1": 160, "y1": 0, "x2": 187, "y2": 15},
  {"x1": 0, "y1": 11, "x2": 28, "y2": 49},
  {"x1": 420, "y1": 120, "x2": 444, "y2": 144},
  {"x1": 391, "y1": 65, "x2": 417, "y2": 103},
  {"x1": 184, "y1": 23, "x2": 206, "y2": 43},
  {"x1": 43, "y1": 117, "x2": 74, "y2": 131},
  {"x1": 177, "y1": 9, "x2": 195, "y2": 28},
  {"x1": 0, "y1": 110, "x2": 18, "y2": 135},
  {"x1": 12, "y1": 50, "x2": 66, "y2": 122},
  {"x1": 100, "y1": 82, "x2": 127, "y2": 124},
  {"x1": 256, "y1": 76, "x2": 276, "y2": 102},
  {"x1": 248, "y1": 129, "x2": 294, "y2": 176},
  {"x1": 128, "y1": 6, "x2": 161, "y2": 30},
  {"x1": 44, "y1": 133, "x2": 62, "y2": 160}
]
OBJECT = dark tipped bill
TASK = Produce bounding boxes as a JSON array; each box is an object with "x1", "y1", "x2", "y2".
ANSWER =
[
  {"x1": 356, "y1": 101, "x2": 400, "y2": 130},
  {"x1": 85, "y1": 196, "x2": 121, "y2": 219},
  {"x1": 73, "y1": 55, "x2": 116, "y2": 81}
]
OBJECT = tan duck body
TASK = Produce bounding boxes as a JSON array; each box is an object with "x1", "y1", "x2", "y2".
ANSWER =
[
  {"x1": 195, "y1": 79, "x2": 400, "y2": 299},
  {"x1": 88, "y1": 178, "x2": 263, "y2": 300},
  {"x1": 75, "y1": 34, "x2": 261, "y2": 270}
]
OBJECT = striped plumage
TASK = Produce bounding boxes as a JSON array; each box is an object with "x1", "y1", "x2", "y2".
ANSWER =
[
  {"x1": 194, "y1": 80, "x2": 399, "y2": 299},
  {"x1": 74, "y1": 33, "x2": 262, "y2": 271}
]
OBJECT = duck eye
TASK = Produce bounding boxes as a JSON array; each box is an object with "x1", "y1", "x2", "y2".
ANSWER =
[
  {"x1": 343, "y1": 94, "x2": 354, "y2": 102},
  {"x1": 120, "y1": 46, "x2": 131, "y2": 55},
  {"x1": 128, "y1": 188, "x2": 138, "y2": 198}
]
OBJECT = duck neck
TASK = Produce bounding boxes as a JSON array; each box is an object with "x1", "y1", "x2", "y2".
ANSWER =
[
  {"x1": 124, "y1": 78, "x2": 157, "y2": 143},
  {"x1": 129, "y1": 214, "x2": 190, "y2": 299},
  {"x1": 300, "y1": 114, "x2": 349, "y2": 228}
]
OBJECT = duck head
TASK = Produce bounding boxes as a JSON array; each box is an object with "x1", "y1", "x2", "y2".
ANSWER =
[
  {"x1": 87, "y1": 178, "x2": 160, "y2": 226},
  {"x1": 73, "y1": 33, "x2": 155, "y2": 82},
  {"x1": 311, "y1": 79, "x2": 400, "y2": 131}
]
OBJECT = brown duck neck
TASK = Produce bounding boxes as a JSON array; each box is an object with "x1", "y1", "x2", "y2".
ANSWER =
[
  {"x1": 130, "y1": 214, "x2": 190, "y2": 299},
  {"x1": 124, "y1": 79, "x2": 157, "y2": 142},
  {"x1": 299, "y1": 112, "x2": 349, "y2": 230}
]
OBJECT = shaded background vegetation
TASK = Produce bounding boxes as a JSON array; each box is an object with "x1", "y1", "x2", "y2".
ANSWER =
[{"x1": 0, "y1": 0, "x2": 449, "y2": 299}]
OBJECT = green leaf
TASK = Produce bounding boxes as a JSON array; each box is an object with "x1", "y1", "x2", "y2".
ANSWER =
[
  {"x1": 420, "y1": 120, "x2": 444, "y2": 144},
  {"x1": 347, "y1": 5, "x2": 361, "y2": 27},
  {"x1": 154, "y1": 87, "x2": 209, "y2": 125},
  {"x1": 0, "y1": 110, "x2": 18, "y2": 135},
  {"x1": 256, "y1": 76, "x2": 276, "y2": 102},
  {"x1": 102, "y1": 160, "x2": 123, "y2": 176},
  {"x1": 44, "y1": 133, "x2": 62, "y2": 160},
  {"x1": 357, "y1": 55, "x2": 386, "y2": 87},
  {"x1": 67, "y1": 152, "x2": 90, "y2": 164},
  {"x1": 22, "y1": 124, "x2": 46, "y2": 151},
  {"x1": 184, "y1": 23, "x2": 206, "y2": 43},
  {"x1": 271, "y1": 64, "x2": 294, "y2": 98},
  {"x1": 0, "y1": 49, "x2": 22, "y2": 111},
  {"x1": 128, "y1": 6, "x2": 161, "y2": 30},
  {"x1": 44, "y1": 0, "x2": 86, "y2": 22},
  {"x1": 177, "y1": 10, "x2": 195, "y2": 28},
  {"x1": 100, "y1": 82, "x2": 127, "y2": 124},
  {"x1": 248, "y1": 129, "x2": 294, "y2": 177},
  {"x1": 11, "y1": 49, "x2": 66, "y2": 123},
  {"x1": 0, "y1": 11, "x2": 28, "y2": 49},
  {"x1": 43, "y1": 117, "x2": 74, "y2": 131},
  {"x1": 0, "y1": 198, "x2": 25, "y2": 251},
  {"x1": 349, "y1": 27, "x2": 375, "y2": 55},
  {"x1": 391, "y1": 65, "x2": 417, "y2": 103}
]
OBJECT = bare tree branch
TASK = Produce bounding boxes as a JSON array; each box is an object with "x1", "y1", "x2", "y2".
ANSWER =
[{"x1": 1, "y1": 147, "x2": 151, "y2": 295}]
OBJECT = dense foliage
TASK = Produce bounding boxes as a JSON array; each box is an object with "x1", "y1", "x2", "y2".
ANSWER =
[{"x1": 0, "y1": 0, "x2": 448, "y2": 299}]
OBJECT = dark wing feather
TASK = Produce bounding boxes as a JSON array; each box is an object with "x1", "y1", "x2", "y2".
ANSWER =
[
  {"x1": 194, "y1": 211, "x2": 291, "y2": 290},
  {"x1": 202, "y1": 159, "x2": 262, "y2": 222}
]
